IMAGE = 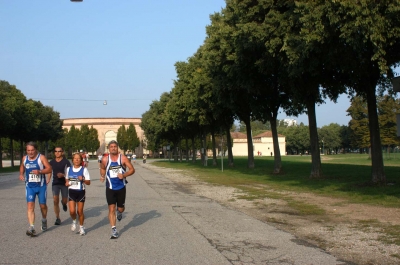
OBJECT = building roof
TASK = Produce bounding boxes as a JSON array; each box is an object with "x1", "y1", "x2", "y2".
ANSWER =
[
  {"x1": 252, "y1": 131, "x2": 285, "y2": 138},
  {"x1": 230, "y1": 132, "x2": 247, "y2": 139}
]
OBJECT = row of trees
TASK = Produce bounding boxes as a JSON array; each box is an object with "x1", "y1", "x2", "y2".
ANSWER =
[
  {"x1": 0, "y1": 80, "x2": 64, "y2": 168},
  {"x1": 56, "y1": 125, "x2": 100, "y2": 155},
  {"x1": 239, "y1": 95, "x2": 400, "y2": 155},
  {"x1": 1, "y1": 122, "x2": 142, "y2": 163},
  {"x1": 141, "y1": 0, "x2": 400, "y2": 184},
  {"x1": 116, "y1": 124, "x2": 140, "y2": 154}
]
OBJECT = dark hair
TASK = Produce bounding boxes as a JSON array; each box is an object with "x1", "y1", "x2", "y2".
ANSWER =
[
  {"x1": 26, "y1": 141, "x2": 38, "y2": 150},
  {"x1": 54, "y1": 146, "x2": 64, "y2": 151},
  {"x1": 108, "y1": 140, "x2": 118, "y2": 146}
]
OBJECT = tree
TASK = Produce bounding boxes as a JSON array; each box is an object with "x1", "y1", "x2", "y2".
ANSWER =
[
  {"x1": 66, "y1": 125, "x2": 80, "y2": 154},
  {"x1": 318, "y1": 124, "x2": 342, "y2": 155},
  {"x1": 205, "y1": 10, "x2": 256, "y2": 168},
  {"x1": 126, "y1": 123, "x2": 140, "y2": 153},
  {"x1": 117, "y1": 125, "x2": 128, "y2": 153},
  {"x1": 0, "y1": 81, "x2": 26, "y2": 168},
  {"x1": 297, "y1": 0, "x2": 400, "y2": 183},
  {"x1": 339, "y1": 125, "x2": 352, "y2": 153},
  {"x1": 87, "y1": 126, "x2": 100, "y2": 154},
  {"x1": 377, "y1": 95, "x2": 400, "y2": 151},
  {"x1": 347, "y1": 96, "x2": 370, "y2": 152}
]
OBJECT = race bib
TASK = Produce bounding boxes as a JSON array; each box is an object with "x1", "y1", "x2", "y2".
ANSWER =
[
  {"x1": 69, "y1": 178, "x2": 80, "y2": 189},
  {"x1": 109, "y1": 166, "x2": 122, "y2": 178},
  {"x1": 28, "y1": 173, "x2": 41, "y2": 183}
]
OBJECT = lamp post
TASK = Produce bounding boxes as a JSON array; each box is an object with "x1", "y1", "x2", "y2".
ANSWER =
[{"x1": 322, "y1": 139, "x2": 324, "y2": 155}]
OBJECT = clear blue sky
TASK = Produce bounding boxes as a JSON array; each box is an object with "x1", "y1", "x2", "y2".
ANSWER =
[{"x1": 0, "y1": 0, "x2": 351, "y2": 127}]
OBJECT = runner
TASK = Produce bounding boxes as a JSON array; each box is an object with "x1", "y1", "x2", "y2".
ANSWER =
[
  {"x1": 65, "y1": 153, "x2": 91, "y2": 236},
  {"x1": 100, "y1": 140, "x2": 135, "y2": 239},
  {"x1": 48, "y1": 146, "x2": 71, "y2": 225},
  {"x1": 19, "y1": 141, "x2": 52, "y2": 236}
]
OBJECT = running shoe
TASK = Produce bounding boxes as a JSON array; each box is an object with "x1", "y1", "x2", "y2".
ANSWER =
[
  {"x1": 117, "y1": 211, "x2": 122, "y2": 222},
  {"x1": 71, "y1": 220, "x2": 76, "y2": 232},
  {"x1": 110, "y1": 227, "x2": 119, "y2": 239},
  {"x1": 62, "y1": 204, "x2": 67, "y2": 212},
  {"x1": 55, "y1": 218, "x2": 61, "y2": 225},
  {"x1": 26, "y1": 226, "x2": 36, "y2": 237},
  {"x1": 41, "y1": 219, "x2": 47, "y2": 231},
  {"x1": 79, "y1": 226, "x2": 86, "y2": 236}
]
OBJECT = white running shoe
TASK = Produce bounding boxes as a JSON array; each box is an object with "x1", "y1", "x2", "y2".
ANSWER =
[
  {"x1": 71, "y1": 220, "x2": 76, "y2": 232},
  {"x1": 110, "y1": 227, "x2": 119, "y2": 239},
  {"x1": 79, "y1": 226, "x2": 86, "y2": 236}
]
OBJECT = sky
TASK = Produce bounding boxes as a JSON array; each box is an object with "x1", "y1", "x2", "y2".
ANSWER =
[{"x1": 0, "y1": 0, "x2": 352, "y2": 127}]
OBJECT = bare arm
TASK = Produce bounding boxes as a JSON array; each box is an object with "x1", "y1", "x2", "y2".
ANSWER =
[
  {"x1": 99, "y1": 156, "x2": 107, "y2": 183},
  {"x1": 121, "y1": 155, "x2": 135, "y2": 178},
  {"x1": 19, "y1": 156, "x2": 26, "y2": 181}
]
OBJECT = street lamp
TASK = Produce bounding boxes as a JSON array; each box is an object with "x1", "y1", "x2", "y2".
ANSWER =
[{"x1": 322, "y1": 139, "x2": 324, "y2": 155}]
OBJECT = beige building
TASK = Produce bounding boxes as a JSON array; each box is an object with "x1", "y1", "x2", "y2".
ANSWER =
[
  {"x1": 231, "y1": 131, "x2": 286, "y2": 156},
  {"x1": 62, "y1": 118, "x2": 145, "y2": 155}
]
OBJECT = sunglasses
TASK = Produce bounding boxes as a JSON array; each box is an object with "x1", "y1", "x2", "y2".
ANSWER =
[{"x1": 54, "y1": 150, "x2": 63, "y2": 153}]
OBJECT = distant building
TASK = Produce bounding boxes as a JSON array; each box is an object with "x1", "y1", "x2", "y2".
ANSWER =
[
  {"x1": 230, "y1": 131, "x2": 286, "y2": 156},
  {"x1": 283, "y1": 119, "x2": 297, "y2": 126},
  {"x1": 62, "y1": 117, "x2": 146, "y2": 155}
]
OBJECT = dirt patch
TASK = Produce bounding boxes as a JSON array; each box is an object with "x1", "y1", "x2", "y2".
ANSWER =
[{"x1": 143, "y1": 163, "x2": 400, "y2": 265}]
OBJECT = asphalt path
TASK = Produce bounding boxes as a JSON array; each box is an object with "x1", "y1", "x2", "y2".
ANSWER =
[{"x1": 0, "y1": 160, "x2": 348, "y2": 265}]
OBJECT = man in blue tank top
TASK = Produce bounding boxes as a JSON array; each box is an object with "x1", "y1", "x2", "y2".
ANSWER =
[
  {"x1": 19, "y1": 141, "x2": 52, "y2": 237},
  {"x1": 100, "y1": 140, "x2": 135, "y2": 239}
]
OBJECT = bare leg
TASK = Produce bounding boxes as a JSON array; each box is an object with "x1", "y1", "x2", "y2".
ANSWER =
[
  {"x1": 27, "y1": 202, "x2": 35, "y2": 225},
  {"x1": 53, "y1": 195, "x2": 60, "y2": 219},
  {"x1": 117, "y1": 206, "x2": 125, "y2": 214},
  {"x1": 108, "y1": 204, "x2": 116, "y2": 227},
  {"x1": 77, "y1": 202, "x2": 85, "y2": 226},
  {"x1": 69, "y1": 201, "x2": 77, "y2": 220},
  {"x1": 39, "y1": 204, "x2": 47, "y2": 219}
]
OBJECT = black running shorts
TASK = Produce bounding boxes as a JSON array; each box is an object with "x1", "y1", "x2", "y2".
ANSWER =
[{"x1": 106, "y1": 186, "x2": 126, "y2": 208}]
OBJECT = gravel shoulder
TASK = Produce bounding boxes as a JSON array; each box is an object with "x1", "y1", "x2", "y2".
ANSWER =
[{"x1": 142, "y1": 162, "x2": 400, "y2": 265}]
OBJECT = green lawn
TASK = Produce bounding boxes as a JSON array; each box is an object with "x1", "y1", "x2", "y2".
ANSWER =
[
  {"x1": 0, "y1": 166, "x2": 19, "y2": 174},
  {"x1": 153, "y1": 153, "x2": 400, "y2": 208}
]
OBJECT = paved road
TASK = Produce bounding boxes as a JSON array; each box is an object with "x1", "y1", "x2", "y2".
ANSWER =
[{"x1": 0, "y1": 161, "x2": 348, "y2": 265}]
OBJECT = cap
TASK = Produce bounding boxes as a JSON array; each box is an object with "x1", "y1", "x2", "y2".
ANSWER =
[{"x1": 80, "y1": 150, "x2": 83, "y2": 152}]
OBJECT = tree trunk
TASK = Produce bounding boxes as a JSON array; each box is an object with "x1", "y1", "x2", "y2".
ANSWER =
[
  {"x1": 211, "y1": 130, "x2": 217, "y2": 166},
  {"x1": 270, "y1": 118, "x2": 282, "y2": 174},
  {"x1": 366, "y1": 83, "x2": 386, "y2": 184},
  {"x1": 0, "y1": 138, "x2": 3, "y2": 169},
  {"x1": 202, "y1": 134, "x2": 208, "y2": 167},
  {"x1": 225, "y1": 127, "x2": 234, "y2": 167},
  {"x1": 20, "y1": 140, "x2": 24, "y2": 164},
  {"x1": 185, "y1": 139, "x2": 189, "y2": 162},
  {"x1": 243, "y1": 117, "x2": 255, "y2": 169},
  {"x1": 307, "y1": 102, "x2": 322, "y2": 178},
  {"x1": 11, "y1": 139, "x2": 14, "y2": 167},
  {"x1": 191, "y1": 136, "x2": 196, "y2": 163}
]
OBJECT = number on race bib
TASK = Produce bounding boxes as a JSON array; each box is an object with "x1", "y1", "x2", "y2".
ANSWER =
[{"x1": 28, "y1": 173, "x2": 40, "y2": 182}]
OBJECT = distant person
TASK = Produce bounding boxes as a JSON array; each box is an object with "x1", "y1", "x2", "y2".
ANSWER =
[
  {"x1": 48, "y1": 146, "x2": 71, "y2": 225},
  {"x1": 100, "y1": 140, "x2": 135, "y2": 239},
  {"x1": 98, "y1": 153, "x2": 103, "y2": 164},
  {"x1": 65, "y1": 153, "x2": 91, "y2": 236},
  {"x1": 19, "y1": 141, "x2": 52, "y2": 236},
  {"x1": 131, "y1": 153, "x2": 136, "y2": 163},
  {"x1": 85, "y1": 152, "x2": 89, "y2": 166},
  {"x1": 79, "y1": 150, "x2": 88, "y2": 167}
]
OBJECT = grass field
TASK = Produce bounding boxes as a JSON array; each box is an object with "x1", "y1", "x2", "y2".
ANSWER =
[{"x1": 152, "y1": 153, "x2": 400, "y2": 208}]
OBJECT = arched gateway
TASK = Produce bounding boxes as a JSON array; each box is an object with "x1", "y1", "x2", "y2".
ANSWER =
[{"x1": 62, "y1": 117, "x2": 145, "y2": 155}]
